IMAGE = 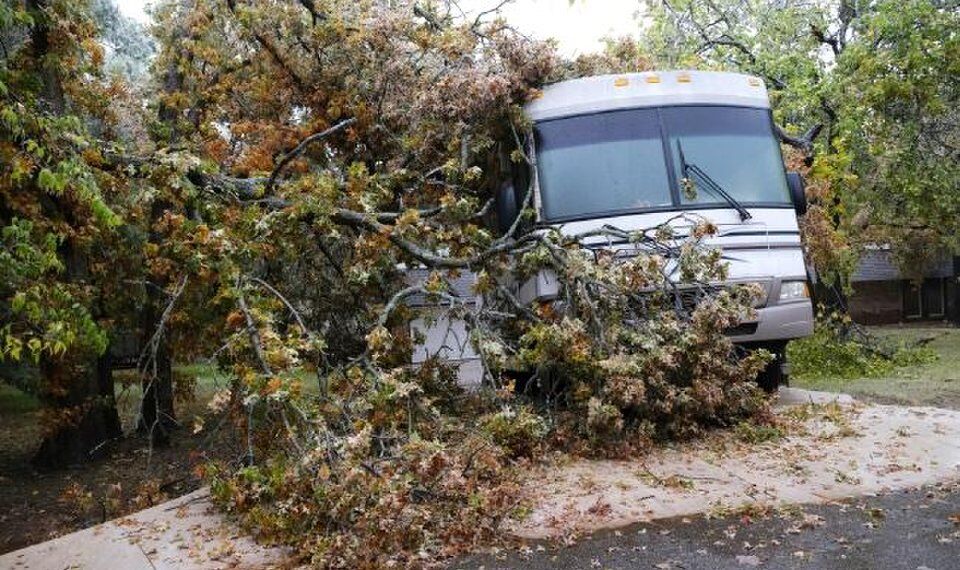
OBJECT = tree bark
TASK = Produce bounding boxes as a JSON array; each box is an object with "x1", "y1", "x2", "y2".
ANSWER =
[
  {"x1": 950, "y1": 256, "x2": 960, "y2": 325},
  {"x1": 33, "y1": 245, "x2": 122, "y2": 470},
  {"x1": 134, "y1": 5, "x2": 193, "y2": 445},
  {"x1": 33, "y1": 357, "x2": 122, "y2": 470},
  {"x1": 136, "y1": 348, "x2": 176, "y2": 446}
]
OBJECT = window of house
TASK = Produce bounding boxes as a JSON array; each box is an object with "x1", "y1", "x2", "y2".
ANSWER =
[
  {"x1": 903, "y1": 281, "x2": 922, "y2": 319},
  {"x1": 923, "y1": 278, "x2": 946, "y2": 318}
]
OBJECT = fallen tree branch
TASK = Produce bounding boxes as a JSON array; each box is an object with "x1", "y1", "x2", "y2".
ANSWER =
[
  {"x1": 265, "y1": 117, "x2": 357, "y2": 191},
  {"x1": 776, "y1": 123, "x2": 823, "y2": 158},
  {"x1": 236, "y1": 277, "x2": 273, "y2": 376}
]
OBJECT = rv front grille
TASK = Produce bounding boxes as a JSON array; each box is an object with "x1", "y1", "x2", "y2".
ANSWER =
[
  {"x1": 672, "y1": 282, "x2": 769, "y2": 312},
  {"x1": 724, "y1": 322, "x2": 759, "y2": 337}
]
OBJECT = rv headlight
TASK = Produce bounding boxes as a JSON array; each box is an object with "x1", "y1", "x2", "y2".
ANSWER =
[{"x1": 779, "y1": 281, "x2": 809, "y2": 302}]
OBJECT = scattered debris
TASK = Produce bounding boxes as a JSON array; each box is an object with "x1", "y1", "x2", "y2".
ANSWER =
[{"x1": 512, "y1": 399, "x2": 960, "y2": 539}]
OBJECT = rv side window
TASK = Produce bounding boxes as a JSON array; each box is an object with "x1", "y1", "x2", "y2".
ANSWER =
[{"x1": 534, "y1": 108, "x2": 672, "y2": 221}]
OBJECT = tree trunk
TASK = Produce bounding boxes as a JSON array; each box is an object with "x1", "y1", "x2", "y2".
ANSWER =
[
  {"x1": 33, "y1": 353, "x2": 122, "y2": 471},
  {"x1": 137, "y1": 353, "x2": 176, "y2": 446},
  {"x1": 134, "y1": 8, "x2": 194, "y2": 445},
  {"x1": 949, "y1": 256, "x2": 960, "y2": 325},
  {"x1": 32, "y1": 240, "x2": 123, "y2": 469}
]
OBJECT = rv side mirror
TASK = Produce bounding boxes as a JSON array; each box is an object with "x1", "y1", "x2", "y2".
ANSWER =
[
  {"x1": 786, "y1": 171, "x2": 807, "y2": 216},
  {"x1": 496, "y1": 181, "x2": 519, "y2": 235}
]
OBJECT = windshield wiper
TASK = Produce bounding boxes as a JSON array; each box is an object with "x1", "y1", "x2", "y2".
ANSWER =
[{"x1": 676, "y1": 140, "x2": 752, "y2": 221}]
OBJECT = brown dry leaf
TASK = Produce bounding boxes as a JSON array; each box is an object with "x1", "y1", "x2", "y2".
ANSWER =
[{"x1": 586, "y1": 498, "x2": 612, "y2": 517}]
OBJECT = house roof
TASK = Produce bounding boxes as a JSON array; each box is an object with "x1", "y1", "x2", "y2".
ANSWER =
[{"x1": 852, "y1": 249, "x2": 954, "y2": 282}]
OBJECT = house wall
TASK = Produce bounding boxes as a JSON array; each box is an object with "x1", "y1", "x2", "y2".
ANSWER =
[
  {"x1": 846, "y1": 250, "x2": 958, "y2": 325},
  {"x1": 848, "y1": 281, "x2": 903, "y2": 325}
]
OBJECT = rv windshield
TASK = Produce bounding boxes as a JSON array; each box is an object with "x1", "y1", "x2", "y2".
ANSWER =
[
  {"x1": 534, "y1": 106, "x2": 790, "y2": 221},
  {"x1": 661, "y1": 107, "x2": 790, "y2": 207},
  {"x1": 534, "y1": 108, "x2": 672, "y2": 221}
]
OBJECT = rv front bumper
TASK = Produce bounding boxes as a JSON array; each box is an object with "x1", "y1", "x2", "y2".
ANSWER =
[{"x1": 727, "y1": 299, "x2": 814, "y2": 343}]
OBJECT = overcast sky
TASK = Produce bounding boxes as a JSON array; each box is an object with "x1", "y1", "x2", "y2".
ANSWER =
[{"x1": 113, "y1": 0, "x2": 643, "y2": 57}]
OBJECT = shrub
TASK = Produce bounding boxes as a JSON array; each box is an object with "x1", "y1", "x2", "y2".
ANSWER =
[{"x1": 787, "y1": 311, "x2": 937, "y2": 379}]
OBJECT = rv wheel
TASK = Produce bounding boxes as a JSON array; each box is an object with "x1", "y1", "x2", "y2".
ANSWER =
[{"x1": 755, "y1": 342, "x2": 787, "y2": 393}]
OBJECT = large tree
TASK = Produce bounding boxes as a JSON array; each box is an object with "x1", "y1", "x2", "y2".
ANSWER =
[
  {"x1": 0, "y1": 0, "x2": 133, "y2": 468},
  {"x1": 2, "y1": 0, "x2": 793, "y2": 561}
]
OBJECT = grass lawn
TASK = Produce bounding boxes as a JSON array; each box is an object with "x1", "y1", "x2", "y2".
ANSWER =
[
  {"x1": 0, "y1": 381, "x2": 40, "y2": 415},
  {"x1": 791, "y1": 325, "x2": 960, "y2": 409},
  {"x1": 110, "y1": 361, "x2": 235, "y2": 431}
]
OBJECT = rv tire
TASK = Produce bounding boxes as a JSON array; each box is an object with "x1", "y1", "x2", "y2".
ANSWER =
[{"x1": 755, "y1": 341, "x2": 788, "y2": 393}]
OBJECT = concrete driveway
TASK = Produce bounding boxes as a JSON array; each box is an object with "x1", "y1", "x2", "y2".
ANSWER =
[{"x1": 510, "y1": 390, "x2": 960, "y2": 540}]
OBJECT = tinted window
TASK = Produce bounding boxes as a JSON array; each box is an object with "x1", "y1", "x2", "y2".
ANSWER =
[
  {"x1": 903, "y1": 281, "x2": 922, "y2": 318},
  {"x1": 534, "y1": 109, "x2": 672, "y2": 221},
  {"x1": 922, "y1": 278, "x2": 945, "y2": 316},
  {"x1": 661, "y1": 107, "x2": 790, "y2": 205}
]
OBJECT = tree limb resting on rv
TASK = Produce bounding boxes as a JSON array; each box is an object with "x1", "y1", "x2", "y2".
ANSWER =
[{"x1": 775, "y1": 123, "x2": 823, "y2": 161}]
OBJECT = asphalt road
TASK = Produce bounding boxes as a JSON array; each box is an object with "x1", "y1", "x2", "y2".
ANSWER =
[{"x1": 455, "y1": 482, "x2": 960, "y2": 569}]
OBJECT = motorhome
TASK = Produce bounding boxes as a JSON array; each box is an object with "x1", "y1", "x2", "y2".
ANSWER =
[{"x1": 413, "y1": 70, "x2": 815, "y2": 390}]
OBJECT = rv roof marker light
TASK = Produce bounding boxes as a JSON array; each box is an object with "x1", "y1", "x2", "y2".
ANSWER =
[
  {"x1": 676, "y1": 73, "x2": 692, "y2": 83},
  {"x1": 645, "y1": 74, "x2": 661, "y2": 84},
  {"x1": 613, "y1": 77, "x2": 629, "y2": 88},
  {"x1": 748, "y1": 77, "x2": 762, "y2": 87}
]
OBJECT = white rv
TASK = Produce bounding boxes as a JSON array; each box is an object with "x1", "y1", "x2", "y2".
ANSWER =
[{"x1": 414, "y1": 70, "x2": 815, "y2": 389}]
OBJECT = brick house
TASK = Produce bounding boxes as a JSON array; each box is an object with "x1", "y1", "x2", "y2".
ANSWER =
[{"x1": 846, "y1": 246, "x2": 960, "y2": 325}]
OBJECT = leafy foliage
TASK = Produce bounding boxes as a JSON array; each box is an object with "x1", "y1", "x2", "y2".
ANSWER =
[
  {"x1": 0, "y1": 2, "x2": 148, "y2": 470},
  {"x1": 0, "y1": 0, "x2": 119, "y2": 364},
  {"x1": 89, "y1": 0, "x2": 155, "y2": 80},
  {"x1": 787, "y1": 310, "x2": 937, "y2": 380}
]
